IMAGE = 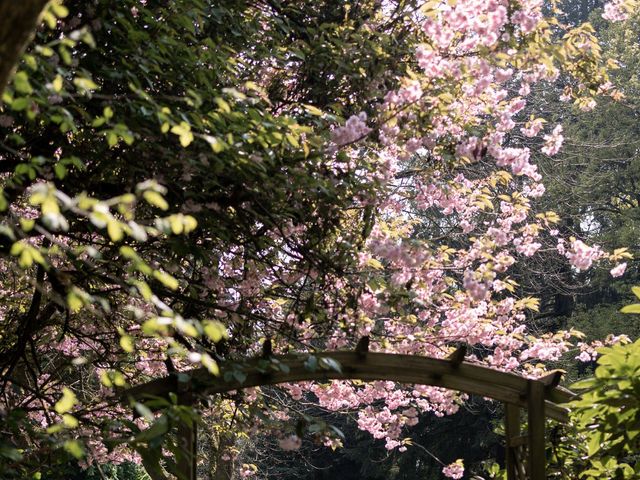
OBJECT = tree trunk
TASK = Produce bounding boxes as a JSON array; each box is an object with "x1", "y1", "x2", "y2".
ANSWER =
[
  {"x1": 209, "y1": 432, "x2": 235, "y2": 480},
  {"x1": 0, "y1": 0, "x2": 49, "y2": 97}
]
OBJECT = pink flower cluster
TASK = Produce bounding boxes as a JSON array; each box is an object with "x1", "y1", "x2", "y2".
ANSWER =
[
  {"x1": 566, "y1": 239, "x2": 604, "y2": 271},
  {"x1": 602, "y1": 0, "x2": 634, "y2": 21},
  {"x1": 442, "y1": 460, "x2": 465, "y2": 479},
  {"x1": 278, "y1": 434, "x2": 302, "y2": 451},
  {"x1": 610, "y1": 262, "x2": 627, "y2": 277},
  {"x1": 541, "y1": 125, "x2": 564, "y2": 156},
  {"x1": 330, "y1": 112, "x2": 371, "y2": 147}
]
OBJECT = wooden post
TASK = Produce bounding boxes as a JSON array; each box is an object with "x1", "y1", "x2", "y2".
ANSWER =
[
  {"x1": 177, "y1": 420, "x2": 197, "y2": 480},
  {"x1": 505, "y1": 403, "x2": 520, "y2": 480},
  {"x1": 527, "y1": 380, "x2": 546, "y2": 480},
  {"x1": 177, "y1": 375, "x2": 197, "y2": 480}
]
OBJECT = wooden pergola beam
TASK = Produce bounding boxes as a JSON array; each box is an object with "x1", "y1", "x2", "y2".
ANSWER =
[
  {"x1": 123, "y1": 350, "x2": 573, "y2": 480},
  {"x1": 123, "y1": 351, "x2": 571, "y2": 422}
]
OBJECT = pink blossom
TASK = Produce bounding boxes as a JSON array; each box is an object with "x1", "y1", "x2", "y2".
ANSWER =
[
  {"x1": 541, "y1": 125, "x2": 564, "y2": 156},
  {"x1": 239, "y1": 464, "x2": 256, "y2": 478},
  {"x1": 610, "y1": 262, "x2": 627, "y2": 278},
  {"x1": 495, "y1": 68, "x2": 513, "y2": 82},
  {"x1": 463, "y1": 270, "x2": 489, "y2": 301},
  {"x1": 602, "y1": 0, "x2": 632, "y2": 21},
  {"x1": 579, "y1": 98, "x2": 597, "y2": 111},
  {"x1": 278, "y1": 435, "x2": 302, "y2": 451},
  {"x1": 330, "y1": 112, "x2": 371, "y2": 147},
  {"x1": 520, "y1": 118, "x2": 544, "y2": 137},
  {"x1": 442, "y1": 460, "x2": 465, "y2": 479},
  {"x1": 566, "y1": 239, "x2": 603, "y2": 271},
  {"x1": 576, "y1": 351, "x2": 593, "y2": 362}
]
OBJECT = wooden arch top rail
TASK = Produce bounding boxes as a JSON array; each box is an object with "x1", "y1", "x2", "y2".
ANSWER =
[{"x1": 124, "y1": 348, "x2": 573, "y2": 422}]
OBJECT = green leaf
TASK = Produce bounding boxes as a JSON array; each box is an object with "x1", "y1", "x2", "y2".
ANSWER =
[
  {"x1": 571, "y1": 378, "x2": 596, "y2": 390},
  {"x1": 153, "y1": 270, "x2": 179, "y2": 290},
  {"x1": 67, "y1": 292, "x2": 84, "y2": 313},
  {"x1": 11, "y1": 97, "x2": 30, "y2": 111},
  {"x1": 62, "y1": 414, "x2": 79, "y2": 428},
  {"x1": 14, "y1": 72, "x2": 33, "y2": 95},
  {"x1": 169, "y1": 215, "x2": 184, "y2": 234},
  {"x1": 54, "y1": 163, "x2": 67, "y2": 179},
  {"x1": 52, "y1": 75, "x2": 64, "y2": 93},
  {"x1": 632, "y1": 286, "x2": 640, "y2": 300},
  {"x1": 0, "y1": 189, "x2": 7, "y2": 211},
  {"x1": 143, "y1": 191, "x2": 169, "y2": 211},
  {"x1": 50, "y1": 1, "x2": 69, "y2": 18},
  {"x1": 107, "y1": 219, "x2": 124, "y2": 242},
  {"x1": 367, "y1": 258, "x2": 384, "y2": 270},
  {"x1": 106, "y1": 131, "x2": 118, "y2": 147},
  {"x1": 63, "y1": 440, "x2": 84, "y2": 459},
  {"x1": 134, "y1": 403, "x2": 155, "y2": 421},
  {"x1": 304, "y1": 104, "x2": 324, "y2": 116},
  {"x1": 183, "y1": 215, "x2": 197, "y2": 233},
  {"x1": 285, "y1": 133, "x2": 300, "y2": 147},
  {"x1": 214, "y1": 97, "x2": 231, "y2": 113},
  {"x1": 136, "y1": 415, "x2": 169, "y2": 442},
  {"x1": 73, "y1": 77, "x2": 99, "y2": 92},
  {"x1": 120, "y1": 334, "x2": 135, "y2": 353},
  {"x1": 203, "y1": 320, "x2": 228, "y2": 342},
  {"x1": 54, "y1": 388, "x2": 78, "y2": 414},
  {"x1": 10, "y1": 241, "x2": 24, "y2": 256},
  {"x1": 620, "y1": 304, "x2": 640, "y2": 314},
  {"x1": 133, "y1": 280, "x2": 153, "y2": 300},
  {"x1": 204, "y1": 135, "x2": 225, "y2": 153},
  {"x1": 202, "y1": 353, "x2": 220, "y2": 375},
  {"x1": 587, "y1": 431, "x2": 603, "y2": 456},
  {"x1": 0, "y1": 445, "x2": 23, "y2": 461},
  {"x1": 170, "y1": 122, "x2": 194, "y2": 147}
]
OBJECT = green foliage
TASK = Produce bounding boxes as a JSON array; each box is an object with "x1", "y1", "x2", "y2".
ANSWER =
[
  {"x1": 548, "y1": 291, "x2": 640, "y2": 479},
  {"x1": 0, "y1": 0, "x2": 421, "y2": 476}
]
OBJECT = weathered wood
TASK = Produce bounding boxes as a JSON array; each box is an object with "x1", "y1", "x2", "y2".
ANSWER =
[
  {"x1": 446, "y1": 345, "x2": 467, "y2": 365},
  {"x1": 552, "y1": 385, "x2": 576, "y2": 403},
  {"x1": 122, "y1": 351, "x2": 572, "y2": 480},
  {"x1": 507, "y1": 435, "x2": 528, "y2": 448},
  {"x1": 514, "y1": 446, "x2": 527, "y2": 480},
  {"x1": 123, "y1": 351, "x2": 572, "y2": 422},
  {"x1": 505, "y1": 403, "x2": 521, "y2": 480},
  {"x1": 545, "y1": 401, "x2": 569, "y2": 423},
  {"x1": 0, "y1": 0, "x2": 50, "y2": 98},
  {"x1": 176, "y1": 376, "x2": 197, "y2": 480},
  {"x1": 176, "y1": 421, "x2": 197, "y2": 480},
  {"x1": 539, "y1": 370, "x2": 564, "y2": 388},
  {"x1": 355, "y1": 336, "x2": 370, "y2": 358},
  {"x1": 527, "y1": 380, "x2": 546, "y2": 480}
]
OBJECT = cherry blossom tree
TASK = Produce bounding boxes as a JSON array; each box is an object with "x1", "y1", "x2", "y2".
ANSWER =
[{"x1": 0, "y1": 0, "x2": 636, "y2": 478}]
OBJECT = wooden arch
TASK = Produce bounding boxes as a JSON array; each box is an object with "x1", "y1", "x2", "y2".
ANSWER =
[{"x1": 124, "y1": 346, "x2": 573, "y2": 480}]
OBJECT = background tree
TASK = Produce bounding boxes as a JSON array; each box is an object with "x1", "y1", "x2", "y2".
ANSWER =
[{"x1": 0, "y1": 1, "x2": 633, "y2": 479}]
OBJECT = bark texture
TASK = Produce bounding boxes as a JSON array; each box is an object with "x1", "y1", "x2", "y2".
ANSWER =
[{"x1": 0, "y1": 0, "x2": 49, "y2": 97}]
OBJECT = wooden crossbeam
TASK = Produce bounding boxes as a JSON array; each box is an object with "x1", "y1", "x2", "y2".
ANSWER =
[
  {"x1": 446, "y1": 345, "x2": 467, "y2": 366},
  {"x1": 122, "y1": 351, "x2": 572, "y2": 480},
  {"x1": 538, "y1": 369, "x2": 564, "y2": 388},
  {"x1": 123, "y1": 351, "x2": 572, "y2": 422}
]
